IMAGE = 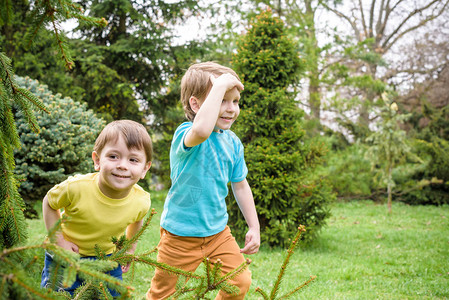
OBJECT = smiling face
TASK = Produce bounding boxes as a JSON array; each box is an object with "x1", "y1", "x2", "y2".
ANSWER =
[
  {"x1": 92, "y1": 135, "x2": 151, "y2": 199},
  {"x1": 214, "y1": 86, "x2": 241, "y2": 131}
]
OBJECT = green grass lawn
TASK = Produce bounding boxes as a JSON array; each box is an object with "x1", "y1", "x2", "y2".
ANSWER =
[{"x1": 27, "y1": 196, "x2": 449, "y2": 299}]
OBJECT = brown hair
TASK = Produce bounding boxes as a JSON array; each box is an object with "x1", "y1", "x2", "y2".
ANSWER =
[
  {"x1": 94, "y1": 120, "x2": 153, "y2": 162},
  {"x1": 180, "y1": 62, "x2": 240, "y2": 121}
]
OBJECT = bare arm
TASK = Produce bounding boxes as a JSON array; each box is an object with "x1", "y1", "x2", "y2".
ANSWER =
[
  {"x1": 121, "y1": 219, "x2": 143, "y2": 273},
  {"x1": 42, "y1": 195, "x2": 79, "y2": 253},
  {"x1": 184, "y1": 74, "x2": 243, "y2": 148},
  {"x1": 231, "y1": 179, "x2": 260, "y2": 254},
  {"x1": 125, "y1": 220, "x2": 143, "y2": 254}
]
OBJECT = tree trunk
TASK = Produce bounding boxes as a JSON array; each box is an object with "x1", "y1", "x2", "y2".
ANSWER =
[
  {"x1": 305, "y1": 0, "x2": 321, "y2": 120},
  {"x1": 387, "y1": 165, "x2": 392, "y2": 214}
]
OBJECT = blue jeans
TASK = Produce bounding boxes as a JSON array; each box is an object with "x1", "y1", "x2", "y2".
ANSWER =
[{"x1": 41, "y1": 251, "x2": 123, "y2": 297}]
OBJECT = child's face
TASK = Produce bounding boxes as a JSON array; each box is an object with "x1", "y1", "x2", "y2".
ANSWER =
[
  {"x1": 92, "y1": 135, "x2": 151, "y2": 199},
  {"x1": 214, "y1": 86, "x2": 241, "y2": 131}
]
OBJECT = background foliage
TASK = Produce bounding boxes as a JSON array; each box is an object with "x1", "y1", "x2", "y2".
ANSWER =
[
  {"x1": 14, "y1": 76, "x2": 105, "y2": 217},
  {"x1": 1, "y1": 0, "x2": 449, "y2": 298},
  {"x1": 0, "y1": 0, "x2": 447, "y2": 251}
]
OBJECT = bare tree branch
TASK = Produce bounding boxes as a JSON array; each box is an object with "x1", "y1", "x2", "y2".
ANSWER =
[
  {"x1": 359, "y1": 0, "x2": 368, "y2": 37},
  {"x1": 369, "y1": 0, "x2": 377, "y2": 37},
  {"x1": 322, "y1": 2, "x2": 362, "y2": 41},
  {"x1": 382, "y1": 0, "x2": 448, "y2": 50}
]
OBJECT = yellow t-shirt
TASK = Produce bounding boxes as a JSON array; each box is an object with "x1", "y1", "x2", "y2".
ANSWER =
[{"x1": 47, "y1": 173, "x2": 151, "y2": 256}]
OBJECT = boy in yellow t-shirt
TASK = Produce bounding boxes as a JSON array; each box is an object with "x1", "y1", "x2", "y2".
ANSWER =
[{"x1": 41, "y1": 120, "x2": 152, "y2": 296}]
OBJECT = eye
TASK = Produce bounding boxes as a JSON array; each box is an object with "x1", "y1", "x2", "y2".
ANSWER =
[
  {"x1": 130, "y1": 158, "x2": 140, "y2": 163},
  {"x1": 108, "y1": 154, "x2": 118, "y2": 159},
  {"x1": 233, "y1": 99, "x2": 240, "y2": 104}
]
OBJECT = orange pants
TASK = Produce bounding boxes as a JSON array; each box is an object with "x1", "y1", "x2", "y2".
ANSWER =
[{"x1": 147, "y1": 226, "x2": 251, "y2": 299}]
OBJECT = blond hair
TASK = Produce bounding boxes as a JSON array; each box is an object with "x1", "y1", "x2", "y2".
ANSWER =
[
  {"x1": 180, "y1": 62, "x2": 240, "y2": 121},
  {"x1": 94, "y1": 120, "x2": 153, "y2": 162}
]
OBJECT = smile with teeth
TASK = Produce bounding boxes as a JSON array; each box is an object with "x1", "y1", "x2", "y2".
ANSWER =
[{"x1": 112, "y1": 174, "x2": 130, "y2": 178}]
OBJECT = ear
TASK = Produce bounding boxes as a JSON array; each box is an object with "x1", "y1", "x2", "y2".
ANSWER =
[
  {"x1": 189, "y1": 96, "x2": 201, "y2": 113},
  {"x1": 140, "y1": 161, "x2": 152, "y2": 179},
  {"x1": 92, "y1": 151, "x2": 101, "y2": 171}
]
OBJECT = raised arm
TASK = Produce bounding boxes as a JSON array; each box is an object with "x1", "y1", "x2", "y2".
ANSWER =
[
  {"x1": 184, "y1": 74, "x2": 243, "y2": 148},
  {"x1": 231, "y1": 179, "x2": 260, "y2": 254},
  {"x1": 42, "y1": 195, "x2": 79, "y2": 253}
]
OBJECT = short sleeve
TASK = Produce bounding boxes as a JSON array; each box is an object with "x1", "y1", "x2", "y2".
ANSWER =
[
  {"x1": 171, "y1": 122, "x2": 194, "y2": 156},
  {"x1": 46, "y1": 180, "x2": 71, "y2": 210},
  {"x1": 136, "y1": 194, "x2": 151, "y2": 221},
  {"x1": 231, "y1": 139, "x2": 248, "y2": 182}
]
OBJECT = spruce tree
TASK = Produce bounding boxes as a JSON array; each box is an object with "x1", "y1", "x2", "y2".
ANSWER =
[
  {"x1": 14, "y1": 76, "x2": 105, "y2": 217},
  {"x1": 230, "y1": 10, "x2": 333, "y2": 247},
  {"x1": 0, "y1": 0, "x2": 106, "y2": 250}
]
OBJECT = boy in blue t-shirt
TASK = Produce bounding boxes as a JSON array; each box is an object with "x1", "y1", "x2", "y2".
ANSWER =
[{"x1": 147, "y1": 62, "x2": 260, "y2": 299}]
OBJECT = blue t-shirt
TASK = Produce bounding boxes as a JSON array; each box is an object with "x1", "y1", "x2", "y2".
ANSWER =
[{"x1": 160, "y1": 122, "x2": 248, "y2": 237}]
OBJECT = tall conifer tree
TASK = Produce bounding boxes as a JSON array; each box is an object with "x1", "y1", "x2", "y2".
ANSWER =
[
  {"x1": 231, "y1": 10, "x2": 332, "y2": 247},
  {"x1": 0, "y1": 0, "x2": 105, "y2": 250}
]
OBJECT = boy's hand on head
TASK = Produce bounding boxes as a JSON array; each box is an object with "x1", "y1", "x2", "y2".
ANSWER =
[
  {"x1": 240, "y1": 227, "x2": 260, "y2": 255},
  {"x1": 210, "y1": 73, "x2": 244, "y2": 92}
]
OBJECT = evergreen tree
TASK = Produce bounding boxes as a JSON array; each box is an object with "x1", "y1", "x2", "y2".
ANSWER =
[
  {"x1": 0, "y1": 0, "x2": 105, "y2": 251},
  {"x1": 231, "y1": 10, "x2": 333, "y2": 247},
  {"x1": 14, "y1": 76, "x2": 105, "y2": 217},
  {"x1": 365, "y1": 92, "x2": 416, "y2": 213},
  {"x1": 65, "y1": 0, "x2": 201, "y2": 122},
  {"x1": 0, "y1": 52, "x2": 43, "y2": 248}
]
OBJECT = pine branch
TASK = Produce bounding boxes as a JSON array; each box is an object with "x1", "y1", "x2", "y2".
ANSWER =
[
  {"x1": 2, "y1": 189, "x2": 28, "y2": 247},
  {"x1": 0, "y1": 0, "x2": 13, "y2": 26},
  {"x1": 137, "y1": 247, "x2": 158, "y2": 257},
  {"x1": 0, "y1": 110, "x2": 19, "y2": 155},
  {"x1": 173, "y1": 257, "x2": 250, "y2": 299},
  {"x1": 15, "y1": 86, "x2": 49, "y2": 113},
  {"x1": 24, "y1": 12, "x2": 48, "y2": 50},
  {"x1": 0, "y1": 276, "x2": 7, "y2": 299},
  {"x1": 62, "y1": 263, "x2": 77, "y2": 289},
  {"x1": 269, "y1": 225, "x2": 306, "y2": 299},
  {"x1": 210, "y1": 257, "x2": 221, "y2": 282},
  {"x1": 255, "y1": 286, "x2": 270, "y2": 299},
  {"x1": 111, "y1": 208, "x2": 157, "y2": 258},
  {"x1": 70, "y1": 12, "x2": 108, "y2": 27},
  {"x1": 71, "y1": 282, "x2": 91, "y2": 300},
  {"x1": 97, "y1": 282, "x2": 112, "y2": 300},
  {"x1": 205, "y1": 257, "x2": 212, "y2": 288},
  {"x1": 48, "y1": 262, "x2": 63, "y2": 290},
  {"x1": 50, "y1": 13, "x2": 73, "y2": 69},
  {"x1": 169, "y1": 278, "x2": 197, "y2": 300},
  {"x1": 8, "y1": 274, "x2": 59, "y2": 300},
  {"x1": 255, "y1": 225, "x2": 316, "y2": 299},
  {"x1": 132, "y1": 256, "x2": 202, "y2": 280},
  {"x1": 0, "y1": 107, "x2": 19, "y2": 149},
  {"x1": 23, "y1": 0, "x2": 107, "y2": 71},
  {"x1": 214, "y1": 258, "x2": 251, "y2": 288},
  {"x1": 0, "y1": 51, "x2": 16, "y2": 93},
  {"x1": 0, "y1": 53, "x2": 48, "y2": 144},
  {"x1": 12, "y1": 93, "x2": 40, "y2": 133},
  {"x1": 278, "y1": 275, "x2": 317, "y2": 300},
  {"x1": 75, "y1": 262, "x2": 128, "y2": 295}
]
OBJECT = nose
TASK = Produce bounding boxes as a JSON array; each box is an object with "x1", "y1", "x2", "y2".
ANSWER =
[
  {"x1": 225, "y1": 101, "x2": 236, "y2": 112},
  {"x1": 116, "y1": 159, "x2": 128, "y2": 170}
]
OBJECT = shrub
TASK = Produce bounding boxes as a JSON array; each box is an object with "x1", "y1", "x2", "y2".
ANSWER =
[
  {"x1": 396, "y1": 137, "x2": 449, "y2": 205},
  {"x1": 13, "y1": 76, "x2": 105, "y2": 217},
  {"x1": 230, "y1": 10, "x2": 333, "y2": 247},
  {"x1": 317, "y1": 142, "x2": 375, "y2": 199}
]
